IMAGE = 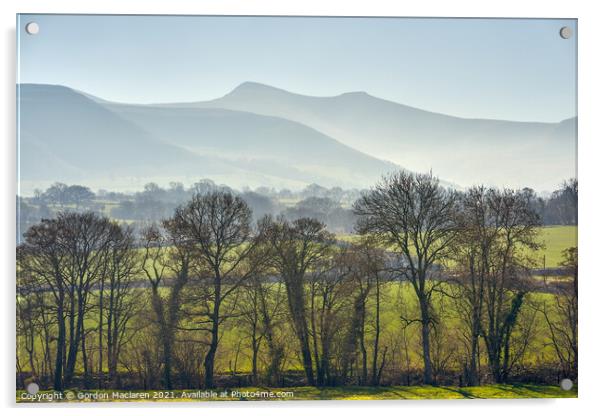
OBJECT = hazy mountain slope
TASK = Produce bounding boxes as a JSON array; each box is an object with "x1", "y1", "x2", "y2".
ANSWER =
[
  {"x1": 104, "y1": 103, "x2": 399, "y2": 187},
  {"x1": 18, "y1": 85, "x2": 254, "y2": 192},
  {"x1": 18, "y1": 84, "x2": 402, "y2": 193},
  {"x1": 164, "y1": 82, "x2": 576, "y2": 190}
]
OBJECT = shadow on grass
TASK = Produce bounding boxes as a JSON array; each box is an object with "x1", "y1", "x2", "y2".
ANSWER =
[{"x1": 442, "y1": 387, "x2": 477, "y2": 399}]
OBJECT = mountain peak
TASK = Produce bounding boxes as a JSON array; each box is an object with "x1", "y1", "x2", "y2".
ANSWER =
[
  {"x1": 339, "y1": 91, "x2": 371, "y2": 98},
  {"x1": 229, "y1": 81, "x2": 284, "y2": 95},
  {"x1": 228, "y1": 82, "x2": 375, "y2": 101}
]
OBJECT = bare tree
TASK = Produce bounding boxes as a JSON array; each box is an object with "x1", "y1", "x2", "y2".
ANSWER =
[
  {"x1": 257, "y1": 279, "x2": 287, "y2": 386},
  {"x1": 542, "y1": 247, "x2": 577, "y2": 379},
  {"x1": 16, "y1": 270, "x2": 43, "y2": 386},
  {"x1": 338, "y1": 238, "x2": 388, "y2": 386},
  {"x1": 259, "y1": 216, "x2": 335, "y2": 386},
  {"x1": 237, "y1": 268, "x2": 286, "y2": 385},
  {"x1": 308, "y1": 252, "x2": 353, "y2": 385},
  {"x1": 172, "y1": 191, "x2": 259, "y2": 388},
  {"x1": 354, "y1": 171, "x2": 459, "y2": 385},
  {"x1": 17, "y1": 212, "x2": 116, "y2": 390},
  {"x1": 98, "y1": 224, "x2": 140, "y2": 388},
  {"x1": 238, "y1": 277, "x2": 264, "y2": 384},
  {"x1": 140, "y1": 217, "x2": 195, "y2": 390},
  {"x1": 60, "y1": 213, "x2": 115, "y2": 386},
  {"x1": 339, "y1": 244, "x2": 372, "y2": 385},
  {"x1": 477, "y1": 189, "x2": 540, "y2": 383},
  {"x1": 451, "y1": 186, "x2": 499, "y2": 386},
  {"x1": 245, "y1": 239, "x2": 288, "y2": 386}
]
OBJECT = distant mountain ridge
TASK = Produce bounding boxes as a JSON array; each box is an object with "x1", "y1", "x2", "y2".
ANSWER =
[
  {"x1": 159, "y1": 81, "x2": 576, "y2": 191},
  {"x1": 18, "y1": 82, "x2": 576, "y2": 194},
  {"x1": 18, "y1": 84, "x2": 402, "y2": 194}
]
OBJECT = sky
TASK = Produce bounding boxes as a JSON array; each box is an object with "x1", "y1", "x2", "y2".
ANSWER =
[{"x1": 17, "y1": 15, "x2": 576, "y2": 123}]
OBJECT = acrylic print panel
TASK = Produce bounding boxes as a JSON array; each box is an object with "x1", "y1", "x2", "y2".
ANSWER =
[{"x1": 16, "y1": 15, "x2": 577, "y2": 403}]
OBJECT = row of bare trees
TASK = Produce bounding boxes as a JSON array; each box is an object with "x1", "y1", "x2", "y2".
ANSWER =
[
  {"x1": 17, "y1": 172, "x2": 577, "y2": 391},
  {"x1": 17, "y1": 213, "x2": 140, "y2": 390}
]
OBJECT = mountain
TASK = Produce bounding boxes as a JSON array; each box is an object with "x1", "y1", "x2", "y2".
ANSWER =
[
  {"x1": 19, "y1": 82, "x2": 575, "y2": 195},
  {"x1": 161, "y1": 82, "x2": 577, "y2": 191},
  {"x1": 18, "y1": 84, "x2": 401, "y2": 194},
  {"x1": 18, "y1": 84, "x2": 240, "y2": 193}
]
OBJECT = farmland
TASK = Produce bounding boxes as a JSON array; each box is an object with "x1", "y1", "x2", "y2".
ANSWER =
[
  {"x1": 338, "y1": 225, "x2": 576, "y2": 269},
  {"x1": 17, "y1": 178, "x2": 578, "y2": 399},
  {"x1": 535, "y1": 226, "x2": 577, "y2": 267}
]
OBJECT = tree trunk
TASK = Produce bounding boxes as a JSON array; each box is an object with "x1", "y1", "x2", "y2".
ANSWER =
[
  {"x1": 150, "y1": 288, "x2": 172, "y2": 389},
  {"x1": 81, "y1": 316, "x2": 90, "y2": 387},
  {"x1": 203, "y1": 330, "x2": 218, "y2": 388},
  {"x1": 371, "y1": 273, "x2": 381, "y2": 386},
  {"x1": 320, "y1": 333, "x2": 331, "y2": 385},
  {"x1": 298, "y1": 330, "x2": 315, "y2": 386},
  {"x1": 204, "y1": 274, "x2": 221, "y2": 388},
  {"x1": 64, "y1": 289, "x2": 78, "y2": 384},
  {"x1": 54, "y1": 297, "x2": 65, "y2": 391},
  {"x1": 163, "y1": 337, "x2": 173, "y2": 390},
  {"x1": 467, "y1": 327, "x2": 479, "y2": 386},
  {"x1": 251, "y1": 335, "x2": 259, "y2": 384},
  {"x1": 360, "y1": 325, "x2": 368, "y2": 385},
  {"x1": 419, "y1": 298, "x2": 433, "y2": 385},
  {"x1": 310, "y1": 287, "x2": 324, "y2": 386},
  {"x1": 98, "y1": 277, "x2": 104, "y2": 388},
  {"x1": 285, "y1": 277, "x2": 315, "y2": 385},
  {"x1": 259, "y1": 286, "x2": 282, "y2": 386},
  {"x1": 107, "y1": 288, "x2": 115, "y2": 386}
]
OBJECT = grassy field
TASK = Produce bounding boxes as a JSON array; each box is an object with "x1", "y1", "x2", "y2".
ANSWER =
[
  {"x1": 16, "y1": 384, "x2": 577, "y2": 402},
  {"x1": 338, "y1": 225, "x2": 577, "y2": 268},
  {"x1": 131, "y1": 225, "x2": 577, "y2": 282},
  {"x1": 534, "y1": 226, "x2": 577, "y2": 267}
]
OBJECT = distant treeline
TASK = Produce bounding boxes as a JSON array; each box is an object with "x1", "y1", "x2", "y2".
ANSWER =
[
  {"x1": 17, "y1": 178, "x2": 577, "y2": 243},
  {"x1": 17, "y1": 172, "x2": 577, "y2": 392}
]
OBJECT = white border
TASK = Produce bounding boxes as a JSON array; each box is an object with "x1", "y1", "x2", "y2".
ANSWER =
[{"x1": 2, "y1": 1, "x2": 600, "y2": 415}]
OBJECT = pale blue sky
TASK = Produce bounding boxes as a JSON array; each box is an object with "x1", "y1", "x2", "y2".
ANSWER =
[{"x1": 17, "y1": 15, "x2": 576, "y2": 122}]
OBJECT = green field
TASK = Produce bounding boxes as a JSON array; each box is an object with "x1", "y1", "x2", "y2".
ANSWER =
[
  {"x1": 338, "y1": 225, "x2": 577, "y2": 268},
  {"x1": 534, "y1": 226, "x2": 577, "y2": 267},
  {"x1": 16, "y1": 384, "x2": 577, "y2": 402}
]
